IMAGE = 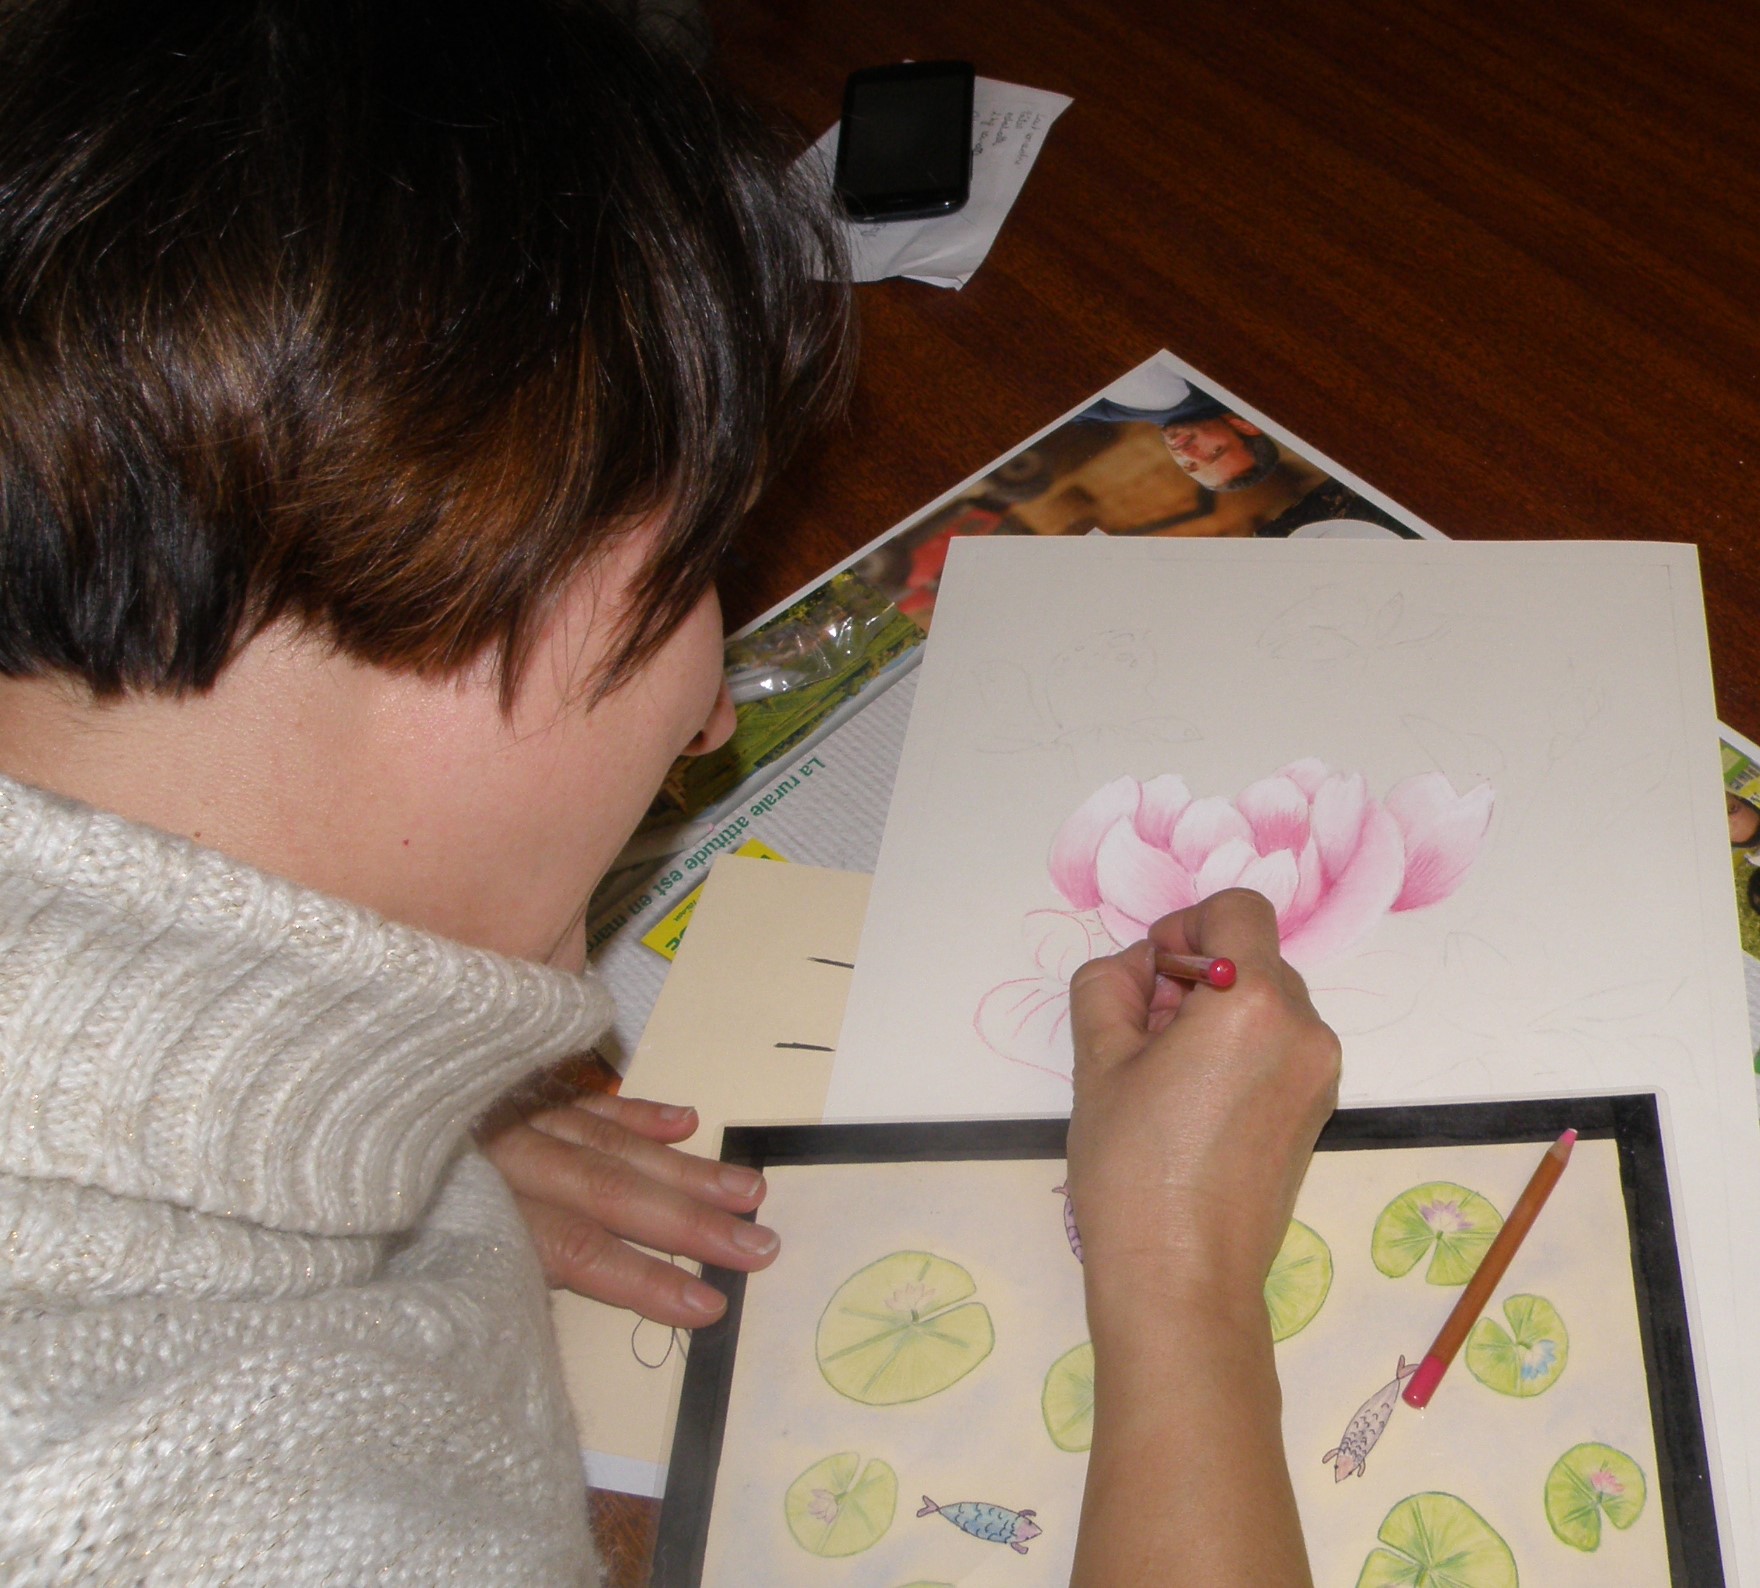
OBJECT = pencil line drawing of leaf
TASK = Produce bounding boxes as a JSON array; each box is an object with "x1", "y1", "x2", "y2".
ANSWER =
[
  {"x1": 973, "y1": 641, "x2": 1201, "y2": 761},
  {"x1": 1553, "y1": 680, "x2": 1603, "y2": 741},
  {"x1": 1271, "y1": 624, "x2": 1361, "y2": 664},
  {"x1": 1430, "y1": 923, "x2": 1699, "y2": 1087},
  {"x1": 1433, "y1": 930, "x2": 1523, "y2": 1037},
  {"x1": 976, "y1": 658, "x2": 1042, "y2": 717},
  {"x1": 976, "y1": 729, "x2": 1061, "y2": 754},
  {"x1": 1401, "y1": 713, "x2": 1507, "y2": 789},
  {"x1": 1546, "y1": 669, "x2": 1605, "y2": 766},
  {"x1": 1380, "y1": 599, "x2": 1447, "y2": 649},
  {"x1": 1260, "y1": 586, "x2": 1448, "y2": 672},
  {"x1": 1368, "y1": 593, "x2": 1405, "y2": 645},
  {"x1": 976, "y1": 660, "x2": 1051, "y2": 735},
  {"x1": 1121, "y1": 713, "x2": 1203, "y2": 746},
  {"x1": 1532, "y1": 978, "x2": 1688, "y2": 1030},
  {"x1": 973, "y1": 977, "x2": 1079, "y2": 1081},
  {"x1": 1609, "y1": 749, "x2": 1671, "y2": 802},
  {"x1": 1041, "y1": 630, "x2": 1160, "y2": 730},
  {"x1": 975, "y1": 659, "x2": 1057, "y2": 754},
  {"x1": 1304, "y1": 949, "x2": 1423, "y2": 1036}
]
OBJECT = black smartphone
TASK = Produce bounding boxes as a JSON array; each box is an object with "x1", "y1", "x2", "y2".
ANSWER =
[{"x1": 833, "y1": 60, "x2": 976, "y2": 223}]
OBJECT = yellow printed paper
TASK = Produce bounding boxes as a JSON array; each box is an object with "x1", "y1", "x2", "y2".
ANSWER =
[{"x1": 639, "y1": 839, "x2": 788, "y2": 960}]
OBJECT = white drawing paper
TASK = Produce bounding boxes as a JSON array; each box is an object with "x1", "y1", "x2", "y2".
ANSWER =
[{"x1": 828, "y1": 536, "x2": 1760, "y2": 1577}]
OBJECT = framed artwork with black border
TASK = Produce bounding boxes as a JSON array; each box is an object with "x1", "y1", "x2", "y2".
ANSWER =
[{"x1": 654, "y1": 1094, "x2": 1718, "y2": 1586}]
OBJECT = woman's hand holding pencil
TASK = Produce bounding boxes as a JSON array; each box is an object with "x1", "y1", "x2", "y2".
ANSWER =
[
  {"x1": 1067, "y1": 889, "x2": 1340, "y2": 1304},
  {"x1": 1065, "y1": 887, "x2": 1339, "y2": 1588}
]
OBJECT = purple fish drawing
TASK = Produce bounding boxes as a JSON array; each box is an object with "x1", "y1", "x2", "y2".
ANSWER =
[
  {"x1": 1323, "y1": 1355, "x2": 1416, "y2": 1482},
  {"x1": 917, "y1": 1495, "x2": 1042, "y2": 1554},
  {"x1": 1053, "y1": 1182, "x2": 1083, "y2": 1262}
]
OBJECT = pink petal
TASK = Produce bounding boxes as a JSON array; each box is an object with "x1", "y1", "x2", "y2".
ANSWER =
[
  {"x1": 1169, "y1": 796, "x2": 1254, "y2": 873},
  {"x1": 1235, "y1": 848, "x2": 1301, "y2": 916},
  {"x1": 1134, "y1": 774, "x2": 1192, "y2": 849},
  {"x1": 1281, "y1": 838, "x2": 1325, "y2": 933},
  {"x1": 1024, "y1": 909, "x2": 1110, "y2": 981},
  {"x1": 1234, "y1": 775, "x2": 1311, "y2": 856},
  {"x1": 1279, "y1": 801, "x2": 1405, "y2": 969},
  {"x1": 1310, "y1": 772, "x2": 1369, "y2": 884},
  {"x1": 1385, "y1": 774, "x2": 1495, "y2": 910},
  {"x1": 1194, "y1": 836, "x2": 1258, "y2": 896},
  {"x1": 1278, "y1": 758, "x2": 1332, "y2": 797},
  {"x1": 1096, "y1": 819, "x2": 1198, "y2": 926},
  {"x1": 974, "y1": 977, "x2": 1076, "y2": 1080},
  {"x1": 1049, "y1": 777, "x2": 1141, "y2": 909}
]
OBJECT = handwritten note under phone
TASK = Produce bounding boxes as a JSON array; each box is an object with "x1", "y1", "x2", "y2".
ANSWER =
[{"x1": 802, "y1": 77, "x2": 1072, "y2": 288}]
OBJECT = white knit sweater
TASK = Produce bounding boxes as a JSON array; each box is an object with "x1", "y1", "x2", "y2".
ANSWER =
[{"x1": 0, "y1": 773, "x2": 616, "y2": 1584}]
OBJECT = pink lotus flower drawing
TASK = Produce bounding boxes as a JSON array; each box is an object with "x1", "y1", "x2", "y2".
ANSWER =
[{"x1": 976, "y1": 759, "x2": 1493, "y2": 1079}]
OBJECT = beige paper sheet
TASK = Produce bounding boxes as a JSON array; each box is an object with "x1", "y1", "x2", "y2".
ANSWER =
[
  {"x1": 698, "y1": 1138, "x2": 1669, "y2": 1586},
  {"x1": 553, "y1": 856, "x2": 870, "y2": 1489}
]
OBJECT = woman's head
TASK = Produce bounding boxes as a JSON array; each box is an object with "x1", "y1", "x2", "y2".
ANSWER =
[
  {"x1": 0, "y1": 0, "x2": 853, "y2": 707},
  {"x1": 0, "y1": 0, "x2": 853, "y2": 964}
]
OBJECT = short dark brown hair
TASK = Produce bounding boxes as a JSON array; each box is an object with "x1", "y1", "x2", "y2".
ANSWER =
[{"x1": 0, "y1": 0, "x2": 852, "y2": 703}]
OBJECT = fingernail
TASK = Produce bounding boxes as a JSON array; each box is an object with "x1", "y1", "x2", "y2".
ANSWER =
[
  {"x1": 730, "y1": 1221, "x2": 779, "y2": 1256},
  {"x1": 683, "y1": 1279, "x2": 724, "y2": 1316},
  {"x1": 658, "y1": 1104, "x2": 695, "y2": 1123},
  {"x1": 719, "y1": 1166, "x2": 763, "y2": 1198}
]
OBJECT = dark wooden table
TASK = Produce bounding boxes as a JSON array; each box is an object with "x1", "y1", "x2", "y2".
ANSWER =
[{"x1": 597, "y1": 0, "x2": 1760, "y2": 1576}]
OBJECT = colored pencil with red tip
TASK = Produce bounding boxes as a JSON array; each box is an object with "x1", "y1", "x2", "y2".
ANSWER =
[
  {"x1": 1403, "y1": 1128, "x2": 1576, "y2": 1410},
  {"x1": 1153, "y1": 950, "x2": 1237, "y2": 989}
]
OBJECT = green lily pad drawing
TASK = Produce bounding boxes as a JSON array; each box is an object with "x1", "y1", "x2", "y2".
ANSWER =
[
  {"x1": 1042, "y1": 1341, "x2": 1095, "y2": 1452},
  {"x1": 1355, "y1": 1492, "x2": 1517, "y2": 1588},
  {"x1": 816, "y1": 1251, "x2": 995, "y2": 1405},
  {"x1": 1545, "y1": 1443, "x2": 1647, "y2": 1551},
  {"x1": 1372, "y1": 1182, "x2": 1505, "y2": 1285},
  {"x1": 1264, "y1": 1219, "x2": 1332, "y2": 1342},
  {"x1": 784, "y1": 1452, "x2": 897, "y2": 1557},
  {"x1": 1466, "y1": 1293, "x2": 1568, "y2": 1397}
]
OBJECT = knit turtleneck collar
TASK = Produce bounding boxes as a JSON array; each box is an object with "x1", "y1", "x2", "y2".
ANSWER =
[{"x1": 0, "y1": 773, "x2": 614, "y2": 1236}]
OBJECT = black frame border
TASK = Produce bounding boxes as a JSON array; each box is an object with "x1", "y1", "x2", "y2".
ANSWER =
[{"x1": 652, "y1": 1094, "x2": 1719, "y2": 1586}]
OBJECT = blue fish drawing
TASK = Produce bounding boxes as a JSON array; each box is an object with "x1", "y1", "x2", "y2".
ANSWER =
[{"x1": 917, "y1": 1495, "x2": 1042, "y2": 1554}]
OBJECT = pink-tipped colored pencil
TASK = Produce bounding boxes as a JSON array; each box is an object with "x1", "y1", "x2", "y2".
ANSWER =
[
  {"x1": 1403, "y1": 1128, "x2": 1576, "y2": 1410},
  {"x1": 1152, "y1": 950, "x2": 1237, "y2": 989}
]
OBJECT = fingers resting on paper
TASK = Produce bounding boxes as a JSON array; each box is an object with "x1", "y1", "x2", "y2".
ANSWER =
[{"x1": 479, "y1": 1088, "x2": 778, "y2": 1328}]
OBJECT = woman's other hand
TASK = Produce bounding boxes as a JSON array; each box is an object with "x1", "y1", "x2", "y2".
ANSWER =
[{"x1": 479, "y1": 1089, "x2": 777, "y2": 1327}]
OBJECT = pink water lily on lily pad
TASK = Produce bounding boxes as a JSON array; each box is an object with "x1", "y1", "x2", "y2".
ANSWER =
[{"x1": 975, "y1": 759, "x2": 1493, "y2": 1078}]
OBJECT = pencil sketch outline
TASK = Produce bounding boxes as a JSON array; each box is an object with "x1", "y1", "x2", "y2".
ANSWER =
[
  {"x1": 974, "y1": 630, "x2": 1201, "y2": 785},
  {"x1": 1258, "y1": 585, "x2": 1449, "y2": 677},
  {"x1": 1421, "y1": 926, "x2": 1701, "y2": 1091}
]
